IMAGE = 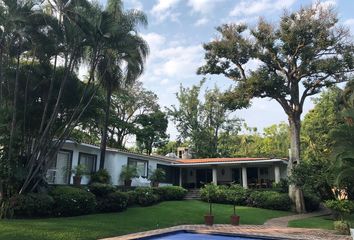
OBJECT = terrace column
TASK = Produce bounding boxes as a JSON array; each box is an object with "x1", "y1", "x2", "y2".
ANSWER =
[
  {"x1": 274, "y1": 165, "x2": 280, "y2": 184},
  {"x1": 212, "y1": 167, "x2": 218, "y2": 185},
  {"x1": 242, "y1": 166, "x2": 248, "y2": 189},
  {"x1": 179, "y1": 168, "x2": 183, "y2": 187}
]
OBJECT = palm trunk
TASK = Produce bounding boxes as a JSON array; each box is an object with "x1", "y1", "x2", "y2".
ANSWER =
[
  {"x1": 288, "y1": 115, "x2": 306, "y2": 213},
  {"x1": 100, "y1": 84, "x2": 112, "y2": 169}
]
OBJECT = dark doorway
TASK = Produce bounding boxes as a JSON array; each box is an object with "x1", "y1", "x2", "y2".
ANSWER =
[
  {"x1": 196, "y1": 169, "x2": 212, "y2": 188},
  {"x1": 247, "y1": 167, "x2": 258, "y2": 183},
  {"x1": 232, "y1": 168, "x2": 241, "y2": 184}
]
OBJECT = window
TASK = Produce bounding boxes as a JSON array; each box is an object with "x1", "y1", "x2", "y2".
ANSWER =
[
  {"x1": 260, "y1": 167, "x2": 269, "y2": 177},
  {"x1": 46, "y1": 150, "x2": 72, "y2": 184},
  {"x1": 128, "y1": 158, "x2": 148, "y2": 177},
  {"x1": 79, "y1": 153, "x2": 97, "y2": 174}
]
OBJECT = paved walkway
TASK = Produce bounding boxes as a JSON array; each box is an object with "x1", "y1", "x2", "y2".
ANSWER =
[
  {"x1": 101, "y1": 224, "x2": 351, "y2": 240},
  {"x1": 264, "y1": 208, "x2": 332, "y2": 227},
  {"x1": 101, "y1": 208, "x2": 349, "y2": 240}
]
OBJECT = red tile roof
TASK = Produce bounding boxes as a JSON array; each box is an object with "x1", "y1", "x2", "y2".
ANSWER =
[{"x1": 176, "y1": 157, "x2": 278, "y2": 164}]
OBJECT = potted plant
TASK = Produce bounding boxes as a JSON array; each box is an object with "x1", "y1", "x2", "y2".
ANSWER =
[
  {"x1": 120, "y1": 165, "x2": 137, "y2": 187},
  {"x1": 202, "y1": 184, "x2": 217, "y2": 226},
  {"x1": 71, "y1": 164, "x2": 88, "y2": 186},
  {"x1": 226, "y1": 190, "x2": 240, "y2": 225},
  {"x1": 149, "y1": 168, "x2": 166, "y2": 187}
]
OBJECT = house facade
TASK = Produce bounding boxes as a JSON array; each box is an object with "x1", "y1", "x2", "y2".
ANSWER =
[{"x1": 46, "y1": 141, "x2": 288, "y2": 189}]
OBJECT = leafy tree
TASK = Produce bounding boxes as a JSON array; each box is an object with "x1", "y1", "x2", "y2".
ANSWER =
[
  {"x1": 198, "y1": 5, "x2": 354, "y2": 212},
  {"x1": 136, "y1": 110, "x2": 169, "y2": 155},
  {"x1": 97, "y1": 0, "x2": 149, "y2": 169},
  {"x1": 330, "y1": 81, "x2": 354, "y2": 199},
  {"x1": 108, "y1": 82, "x2": 159, "y2": 148},
  {"x1": 168, "y1": 80, "x2": 241, "y2": 158}
]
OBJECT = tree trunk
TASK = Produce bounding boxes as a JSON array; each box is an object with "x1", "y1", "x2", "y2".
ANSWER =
[
  {"x1": 288, "y1": 115, "x2": 306, "y2": 213},
  {"x1": 100, "y1": 84, "x2": 112, "y2": 169}
]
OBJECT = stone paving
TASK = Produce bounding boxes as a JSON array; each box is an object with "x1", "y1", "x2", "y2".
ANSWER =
[
  {"x1": 101, "y1": 224, "x2": 351, "y2": 240},
  {"x1": 101, "y1": 208, "x2": 350, "y2": 240}
]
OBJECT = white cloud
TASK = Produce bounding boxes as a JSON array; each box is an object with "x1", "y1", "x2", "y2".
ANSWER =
[
  {"x1": 194, "y1": 17, "x2": 209, "y2": 26},
  {"x1": 127, "y1": 0, "x2": 143, "y2": 10},
  {"x1": 151, "y1": 0, "x2": 181, "y2": 22},
  {"x1": 160, "y1": 78, "x2": 169, "y2": 85},
  {"x1": 312, "y1": 0, "x2": 337, "y2": 9},
  {"x1": 230, "y1": 0, "x2": 296, "y2": 17},
  {"x1": 187, "y1": 0, "x2": 225, "y2": 15}
]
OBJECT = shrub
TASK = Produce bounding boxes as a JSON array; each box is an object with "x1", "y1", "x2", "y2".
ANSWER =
[
  {"x1": 227, "y1": 184, "x2": 249, "y2": 205},
  {"x1": 50, "y1": 186, "x2": 96, "y2": 216},
  {"x1": 10, "y1": 193, "x2": 54, "y2": 217},
  {"x1": 126, "y1": 191, "x2": 137, "y2": 206},
  {"x1": 200, "y1": 184, "x2": 227, "y2": 203},
  {"x1": 88, "y1": 183, "x2": 115, "y2": 197},
  {"x1": 152, "y1": 186, "x2": 187, "y2": 201},
  {"x1": 325, "y1": 200, "x2": 354, "y2": 220},
  {"x1": 96, "y1": 191, "x2": 128, "y2": 212},
  {"x1": 90, "y1": 169, "x2": 111, "y2": 184},
  {"x1": 304, "y1": 192, "x2": 321, "y2": 212},
  {"x1": 248, "y1": 191, "x2": 291, "y2": 211},
  {"x1": 134, "y1": 187, "x2": 159, "y2": 206},
  {"x1": 334, "y1": 220, "x2": 350, "y2": 235}
]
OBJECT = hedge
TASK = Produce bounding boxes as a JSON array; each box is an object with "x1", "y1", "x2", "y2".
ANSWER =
[
  {"x1": 10, "y1": 193, "x2": 54, "y2": 217},
  {"x1": 152, "y1": 186, "x2": 187, "y2": 201},
  {"x1": 50, "y1": 186, "x2": 96, "y2": 216},
  {"x1": 96, "y1": 191, "x2": 128, "y2": 212}
]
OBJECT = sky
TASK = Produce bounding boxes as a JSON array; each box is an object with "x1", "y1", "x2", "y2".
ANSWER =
[{"x1": 99, "y1": 0, "x2": 354, "y2": 140}]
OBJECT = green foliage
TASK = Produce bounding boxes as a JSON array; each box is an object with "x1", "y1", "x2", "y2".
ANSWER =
[
  {"x1": 134, "y1": 187, "x2": 159, "y2": 207},
  {"x1": 119, "y1": 165, "x2": 137, "y2": 181},
  {"x1": 152, "y1": 186, "x2": 187, "y2": 201},
  {"x1": 303, "y1": 192, "x2": 321, "y2": 212},
  {"x1": 325, "y1": 200, "x2": 354, "y2": 220},
  {"x1": 88, "y1": 183, "x2": 115, "y2": 197},
  {"x1": 227, "y1": 185, "x2": 249, "y2": 206},
  {"x1": 136, "y1": 110, "x2": 168, "y2": 155},
  {"x1": 126, "y1": 191, "x2": 137, "y2": 206},
  {"x1": 50, "y1": 186, "x2": 96, "y2": 217},
  {"x1": 247, "y1": 191, "x2": 291, "y2": 211},
  {"x1": 9, "y1": 193, "x2": 54, "y2": 218},
  {"x1": 168, "y1": 81, "x2": 241, "y2": 158},
  {"x1": 96, "y1": 192, "x2": 128, "y2": 213},
  {"x1": 333, "y1": 220, "x2": 351, "y2": 235},
  {"x1": 149, "y1": 168, "x2": 166, "y2": 184},
  {"x1": 90, "y1": 169, "x2": 111, "y2": 184},
  {"x1": 70, "y1": 164, "x2": 88, "y2": 177}
]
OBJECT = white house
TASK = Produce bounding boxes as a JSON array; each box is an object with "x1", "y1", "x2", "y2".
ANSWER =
[{"x1": 46, "y1": 141, "x2": 288, "y2": 189}]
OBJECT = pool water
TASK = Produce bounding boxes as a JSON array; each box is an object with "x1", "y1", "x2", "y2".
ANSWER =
[{"x1": 140, "y1": 232, "x2": 273, "y2": 240}]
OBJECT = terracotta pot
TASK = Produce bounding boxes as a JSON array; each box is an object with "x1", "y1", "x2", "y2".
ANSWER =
[
  {"x1": 204, "y1": 214, "x2": 214, "y2": 226},
  {"x1": 230, "y1": 215, "x2": 240, "y2": 226},
  {"x1": 124, "y1": 179, "x2": 132, "y2": 187},
  {"x1": 73, "y1": 176, "x2": 82, "y2": 186}
]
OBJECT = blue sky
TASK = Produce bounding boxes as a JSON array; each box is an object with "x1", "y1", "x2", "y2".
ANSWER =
[{"x1": 100, "y1": 0, "x2": 354, "y2": 140}]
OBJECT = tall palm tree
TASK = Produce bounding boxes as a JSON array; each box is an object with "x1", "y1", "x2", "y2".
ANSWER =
[{"x1": 97, "y1": 0, "x2": 149, "y2": 169}]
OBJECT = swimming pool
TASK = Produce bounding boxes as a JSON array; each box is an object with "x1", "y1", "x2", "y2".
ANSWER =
[{"x1": 138, "y1": 231, "x2": 285, "y2": 240}]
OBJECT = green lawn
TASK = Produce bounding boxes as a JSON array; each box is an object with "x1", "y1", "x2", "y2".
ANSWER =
[
  {"x1": 288, "y1": 214, "x2": 354, "y2": 230},
  {"x1": 0, "y1": 200, "x2": 291, "y2": 240}
]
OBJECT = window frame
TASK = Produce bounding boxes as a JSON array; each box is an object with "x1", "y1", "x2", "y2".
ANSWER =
[
  {"x1": 78, "y1": 152, "x2": 97, "y2": 174},
  {"x1": 47, "y1": 149, "x2": 73, "y2": 184},
  {"x1": 127, "y1": 158, "x2": 149, "y2": 178}
]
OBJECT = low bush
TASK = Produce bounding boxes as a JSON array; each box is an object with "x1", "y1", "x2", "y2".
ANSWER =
[
  {"x1": 134, "y1": 187, "x2": 159, "y2": 206},
  {"x1": 304, "y1": 192, "x2": 321, "y2": 212},
  {"x1": 10, "y1": 193, "x2": 54, "y2": 217},
  {"x1": 88, "y1": 183, "x2": 115, "y2": 197},
  {"x1": 96, "y1": 191, "x2": 128, "y2": 212},
  {"x1": 325, "y1": 200, "x2": 354, "y2": 220},
  {"x1": 334, "y1": 220, "x2": 350, "y2": 235},
  {"x1": 126, "y1": 191, "x2": 137, "y2": 206},
  {"x1": 152, "y1": 186, "x2": 187, "y2": 201},
  {"x1": 247, "y1": 191, "x2": 291, "y2": 211},
  {"x1": 50, "y1": 186, "x2": 96, "y2": 216}
]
